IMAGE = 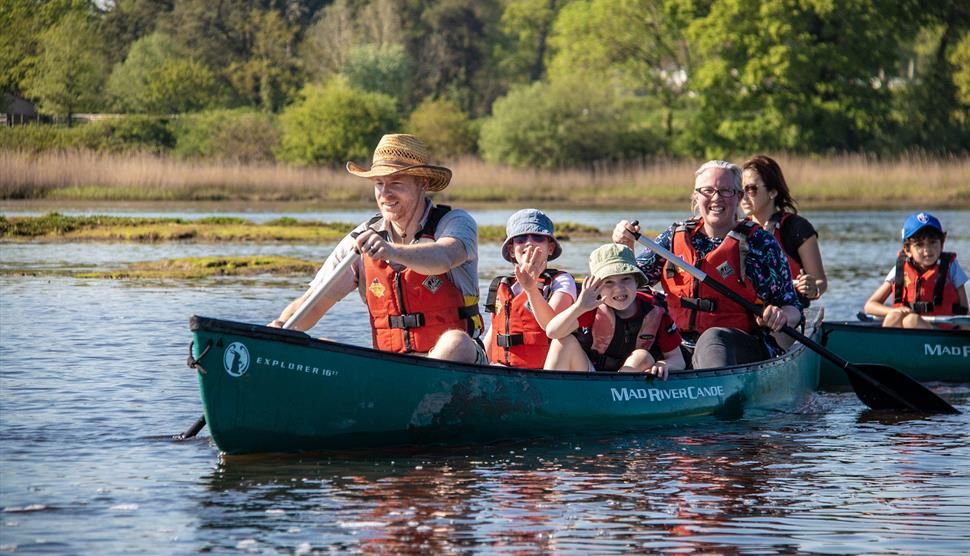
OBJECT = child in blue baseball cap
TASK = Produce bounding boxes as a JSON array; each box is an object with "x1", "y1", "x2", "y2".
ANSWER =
[{"x1": 863, "y1": 212, "x2": 968, "y2": 328}]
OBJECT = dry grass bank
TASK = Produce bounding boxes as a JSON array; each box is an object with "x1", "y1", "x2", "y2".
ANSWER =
[{"x1": 2, "y1": 149, "x2": 967, "y2": 208}]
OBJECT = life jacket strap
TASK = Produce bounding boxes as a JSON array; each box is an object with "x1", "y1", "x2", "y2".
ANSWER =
[
  {"x1": 681, "y1": 297, "x2": 717, "y2": 313},
  {"x1": 388, "y1": 313, "x2": 425, "y2": 329},
  {"x1": 496, "y1": 333, "x2": 525, "y2": 348}
]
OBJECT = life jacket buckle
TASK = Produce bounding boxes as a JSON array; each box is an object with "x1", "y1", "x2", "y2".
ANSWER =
[
  {"x1": 683, "y1": 297, "x2": 717, "y2": 312},
  {"x1": 496, "y1": 333, "x2": 524, "y2": 348},
  {"x1": 911, "y1": 301, "x2": 934, "y2": 314},
  {"x1": 389, "y1": 313, "x2": 425, "y2": 329}
]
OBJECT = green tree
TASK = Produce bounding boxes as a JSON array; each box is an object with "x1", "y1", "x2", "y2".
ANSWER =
[
  {"x1": 497, "y1": 0, "x2": 569, "y2": 84},
  {"x1": 226, "y1": 9, "x2": 303, "y2": 112},
  {"x1": 951, "y1": 31, "x2": 970, "y2": 106},
  {"x1": 276, "y1": 77, "x2": 399, "y2": 165},
  {"x1": 548, "y1": 0, "x2": 693, "y2": 150},
  {"x1": 402, "y1": 0, "x2": 502, "y2": 114},
  {"x1": 105, "y1": 32, "x2": 181, "y2": 111},
  {"x1": 479, "y1": 74, "x2": 657, "y2": 167},
  {"x1": 98, "y1": 0, "x2": 174, "y2": 66},
  {"x1": 143, "y1": 58, "x2": 219, "y2": 114},
  {"x1": 891, "y1": 2, "x2": 970, "y2": 152},
  {"x1": 341, "y1": 43, "x2": 412, "y2": 100},
  {"x1": 0, "y1": 0, "x2": 91, "y2": 96},
  {"x1": 23, "y1": 9, "x2": 108, "y2": 124},
  {"x1": 406, "y1": 96, "x2": 477, "y2": 158},
  {"x1": 683, "y1": 0, "x2": 924, "y2": 156}
]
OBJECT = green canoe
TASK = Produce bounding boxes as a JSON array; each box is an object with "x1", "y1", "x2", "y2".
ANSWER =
[
  {"x1": 819, "y1": 321, "x2": 970, "y2": 387},
  {"x1": 189, "y1": 310, "x2": 823, "y2": 455}
]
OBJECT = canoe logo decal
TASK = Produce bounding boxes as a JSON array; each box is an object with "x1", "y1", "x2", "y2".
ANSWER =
[
  {"x1": 611, "y1": 385, "x2": 725, "y2": 402},
  {"x1": 369, "y1": 279, "x2": 386, "y2": 298},
  {"x1": 924, "y1": 344, "x2": 970, "y2": 357},
  {"x1": 223, "y1": 342, "x2": 250, "y2": 377}
]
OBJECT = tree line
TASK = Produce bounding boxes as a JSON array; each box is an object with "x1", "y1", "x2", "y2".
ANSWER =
[{"x1": 2, "y1": 0, "x2": 968, "y2": 168}]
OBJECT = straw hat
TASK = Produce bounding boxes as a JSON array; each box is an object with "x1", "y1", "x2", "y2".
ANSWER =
[{"x1": 346, "y1": 134, "x2": 452, "y2": 191}]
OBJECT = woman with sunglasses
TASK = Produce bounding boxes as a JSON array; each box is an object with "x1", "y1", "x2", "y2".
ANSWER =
[
  {"x1": 484, "y1": 209, "x2": 577, "y2": 368},
  {"x1": 612, "y1": 160, "x2": 802, "y2": 369},
  {"x1": 740, "y1": 155, "x2": 827, "y2": 306}
]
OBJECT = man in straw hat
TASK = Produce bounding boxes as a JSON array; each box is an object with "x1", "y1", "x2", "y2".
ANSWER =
[{"x1": 270, "y1": 134, "x2": 486, "y2": 364}]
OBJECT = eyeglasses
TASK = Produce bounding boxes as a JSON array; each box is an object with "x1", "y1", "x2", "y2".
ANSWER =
[
  {"x1": 694, "y1": 186, "x2": 740, "y2": 199},
  {"x1": 512, "y1": 233, "x2": 550, "y2": 244},
  {"x1": 743, "y1": 185, "x2": 759, "y2": 196}
]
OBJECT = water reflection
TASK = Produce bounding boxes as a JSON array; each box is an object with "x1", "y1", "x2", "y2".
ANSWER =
[{"x1": 187, "y1": 413, "x2": 970, "y2": 554}]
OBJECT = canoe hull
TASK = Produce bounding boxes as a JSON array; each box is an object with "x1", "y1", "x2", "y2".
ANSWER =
[
  {"x1": 191, "y1": 313, "x2": 821, "y2": 454},
  {"x1": 819, "y1": 321, "x2": 970, "y2": 387}
]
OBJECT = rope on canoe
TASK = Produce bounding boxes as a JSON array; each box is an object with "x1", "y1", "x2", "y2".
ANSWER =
[{"x1": 187, "y1": 340, "x2": 212, "y2": 374}]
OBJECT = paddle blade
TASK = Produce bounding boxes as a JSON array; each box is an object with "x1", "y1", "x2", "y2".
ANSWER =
[{"x1": 845, "y1": 363, "x2": 960, "y2": 414}]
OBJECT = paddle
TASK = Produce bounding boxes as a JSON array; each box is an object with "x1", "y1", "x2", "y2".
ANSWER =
[
  {"x1": 175, "y1": 243, "x2": 367, "y2": 440},
  {"x1": 627, "y1": 222, "x2": 959, "y2": 414},
  {"x1": 856, "y1": 312, "x2": 970, "y2": 327}
]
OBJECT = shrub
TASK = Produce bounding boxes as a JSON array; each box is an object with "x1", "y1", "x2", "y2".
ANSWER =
[
  {"x1": 479, "y1": 75, "x2": 657, "y2": 168},
  {"x1": 174, "y1": 109, "x2": 280, "y2": 162},
  {"x1": 405, "y1": 96, "x2": 477, "y2": 158},
  {"x1": 0, "y1": 118, "x2": 174, "y2": 153},
  {"x1": 276, "y1": 77, "x2": 399, "y2": 165},
  {"x1": 77, "y1": 117, "x2": 176, "y2": 153}
]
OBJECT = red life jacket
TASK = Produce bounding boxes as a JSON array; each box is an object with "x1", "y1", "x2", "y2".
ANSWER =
[
  {"x1": 765, "y1": 211, "x2": 802, "y2": 278},
  {"x1": 891, "y1": 251, "x2": 967, "y2": 316},
  {"x1": 574, "y1": 292, "x2": 666, "y2": 372},
  {"x1": 484, "y1": 269, "x2": 568, "y2": 368},
  {"x1": 659, "y1": 218, "x2": 761, "y2": 334},
  {"x1": 362, "y1": 205, "x2": 482, "y2": 354}
]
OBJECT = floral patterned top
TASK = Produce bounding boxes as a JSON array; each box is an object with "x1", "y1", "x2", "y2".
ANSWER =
[{"x1": 635, "y1": 220, "x2": 802, "y2": 311}]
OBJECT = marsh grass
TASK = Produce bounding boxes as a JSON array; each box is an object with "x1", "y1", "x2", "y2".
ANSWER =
[
  {"x1": 0, "y1": 213, "x2": 600, "y2": 242},
  {"x1": 0, "y1": 255, "x2": 317, "y2": 279},
  {"x1": 2, "y1": 149, "x2": 967, "y2": 208}
]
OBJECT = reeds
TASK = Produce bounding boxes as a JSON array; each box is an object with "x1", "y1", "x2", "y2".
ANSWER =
[{"x1": 2, "y1": 149, "x2": 967, "y2": 208}]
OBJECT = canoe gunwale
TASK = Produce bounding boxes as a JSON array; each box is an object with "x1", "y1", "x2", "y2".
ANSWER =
[
  {"x1": 189, "y1": 307, "x2": 823, "y2": 381},
  {"x1": 821, "y1": 320, "x2": 970, "y2": 339}
]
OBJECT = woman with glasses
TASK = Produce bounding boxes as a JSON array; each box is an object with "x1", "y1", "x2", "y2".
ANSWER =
[
  {"x1": 483, "y1": 209, "x2": 578, "y2": 368},
  {"x1": 740, "y1": 155, "x2": 827, "y2": 307},
  {"x1": 611, "y1": 160, "x2": 802, "y2": 369}
]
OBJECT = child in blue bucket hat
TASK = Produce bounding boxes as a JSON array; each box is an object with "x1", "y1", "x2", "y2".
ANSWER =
[
  {"x1": 483, "y1": 209, "x2": 577, "y2": 368},
  {"x1": 863, "y1": 212, "x2": 968, "y2": 329},
  {"x1": 544, "y1": 244, "x2": 685, "y2": 377}
]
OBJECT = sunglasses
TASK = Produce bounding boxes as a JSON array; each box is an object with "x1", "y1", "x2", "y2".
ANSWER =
[
  {"x1": 694, "y1": 186, "x2": 740, "y2": 199},
  {"x1": 512, "y1": 233, "x2": 551, "y2": 244},
  {"x1": 743, "y1": 184, "x2": 760, "y2": 195}
]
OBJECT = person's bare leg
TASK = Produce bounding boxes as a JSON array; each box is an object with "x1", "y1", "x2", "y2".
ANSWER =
[
  {"x1": 882, "y1": 311, "x2": 905, "y2": 328},
  {"x1": 543, "y1": 336, "x2": 592, "y2": 371},
  {"x1": 901, "y1": 313, "x2": 932, "y2": 329}
]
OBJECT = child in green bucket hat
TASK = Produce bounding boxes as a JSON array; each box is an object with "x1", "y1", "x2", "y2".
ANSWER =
[{"x1": 544, "y1": 244, "x2": 685, "y2": 377}]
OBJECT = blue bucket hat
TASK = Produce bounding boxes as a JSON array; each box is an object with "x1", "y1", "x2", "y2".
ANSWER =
[
  {"x1": 901, "y1": 212, "x2": 944, "y2": 241},
  {"x1": 501, "y1": 208, "x2": 562, "y2": 262}
]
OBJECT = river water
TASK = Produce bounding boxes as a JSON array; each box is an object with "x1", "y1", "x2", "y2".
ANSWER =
[{"x1": 1, "y1": 209, "x2": 968, "y2": 554}]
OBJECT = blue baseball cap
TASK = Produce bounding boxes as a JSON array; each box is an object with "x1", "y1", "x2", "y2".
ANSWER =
[
  {"x1": 901, "y1": 212, "x2": 944, "y2": 241},
  {"x1": 501, "y1": 208, "x2": 562, "y2": 262}
]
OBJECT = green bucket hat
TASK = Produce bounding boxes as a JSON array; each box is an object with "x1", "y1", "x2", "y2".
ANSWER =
[{"x1": 588, "y1": 244, "x2": 647, "y2": 287}]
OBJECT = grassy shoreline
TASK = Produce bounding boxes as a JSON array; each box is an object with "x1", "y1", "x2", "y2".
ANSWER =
[
  {"x1": 3, "y1": 149, "x2": 967, "y2": 208},
  {"x1": 0, "y1": 213, "x2": 603, "y2": 243}
]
